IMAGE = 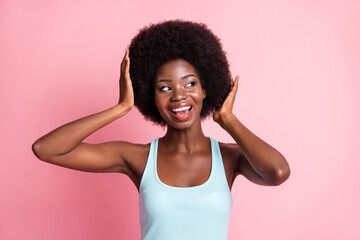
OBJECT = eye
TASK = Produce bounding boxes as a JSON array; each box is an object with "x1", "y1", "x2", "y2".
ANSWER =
[
  {"x1": 185, "y1": 81, "x2": 196, "y2": 88},
  {"x1": 160, "y1": 86, "x2": 171, "y2": 92}
]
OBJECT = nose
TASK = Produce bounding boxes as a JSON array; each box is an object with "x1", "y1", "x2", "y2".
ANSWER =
[{"x1": 171, "y1": 87, "x2": 188, "y2": 102}]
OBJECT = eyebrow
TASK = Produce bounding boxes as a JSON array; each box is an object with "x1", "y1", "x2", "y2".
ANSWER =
[
  {"x1": 181, "y1": 74, "x2": 197, "y2": 80},
  {"x1": 156, "y1": 74, "x2": 197, "y2": 83}
]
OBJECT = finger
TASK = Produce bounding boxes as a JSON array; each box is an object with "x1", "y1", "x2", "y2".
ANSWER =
[
  {"x1": 229, "y1": 75, "x2": 238, "y2": 93},
  {"x1": 229, "y1": 75, "x2": 234, "y2": 89},
  {"x1": 230, "y1": 73, "x2": 236, "y2": 88},
  {"x1": 121, "y1": 47, "x2": 129, "y2": 71},
  {"x1": 233, "y1": 75, "x2": 239, "y2": 92},
  {"x1": 124, "y1": 55, "x2": 130, "y2": 79}
]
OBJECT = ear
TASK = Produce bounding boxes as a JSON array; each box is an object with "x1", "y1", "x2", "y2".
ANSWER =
[{"x1": 202, "y1": 88, "x2": 207, "y2": 99}]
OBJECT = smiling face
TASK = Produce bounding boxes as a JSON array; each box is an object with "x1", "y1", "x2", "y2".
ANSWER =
[{"x1": 154, "y1": 59, "x2": 206, "y2": 129}]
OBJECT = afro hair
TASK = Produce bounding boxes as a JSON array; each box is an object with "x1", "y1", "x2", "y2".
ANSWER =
[{"x1": 129, "y1": 20, "x2": 231, "y2": 125}]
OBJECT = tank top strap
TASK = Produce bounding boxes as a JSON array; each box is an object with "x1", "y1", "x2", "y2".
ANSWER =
[
  {"x1": 209, "y1": 137, "x2": 231, "y2": 191},
  {"x1": 139, "y1": 138, "x2": 159, "y2": 191}
]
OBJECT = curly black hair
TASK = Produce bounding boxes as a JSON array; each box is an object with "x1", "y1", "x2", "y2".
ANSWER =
[{"x1": 129, "y1": 20, "x2": 231, "y2": 125}]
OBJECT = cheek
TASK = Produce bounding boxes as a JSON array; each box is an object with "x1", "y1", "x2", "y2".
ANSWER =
[{"x1": 191, "y1": 89, "x2": 206, "y2": 100}]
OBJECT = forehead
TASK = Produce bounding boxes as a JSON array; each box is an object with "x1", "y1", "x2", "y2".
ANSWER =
[{"x1": 156, "y1": 59, "x2": 198, "y2": 79}]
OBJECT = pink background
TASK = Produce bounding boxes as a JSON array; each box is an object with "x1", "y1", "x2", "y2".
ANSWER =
[{"x1": 1, "y1": 0, "x2": 359, "y2": 239}]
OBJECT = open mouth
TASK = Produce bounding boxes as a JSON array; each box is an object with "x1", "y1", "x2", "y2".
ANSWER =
[{"x1": 170, "y1": 106, "x2": 192, "y2": 120}]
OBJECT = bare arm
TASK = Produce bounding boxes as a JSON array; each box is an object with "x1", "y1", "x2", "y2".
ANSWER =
[
  {"x1": 214, "y1": 75, "x2": 290, "y2": 186},
  {"x1": 32, "y1": 48, "x2": 135, "y2": 173}
]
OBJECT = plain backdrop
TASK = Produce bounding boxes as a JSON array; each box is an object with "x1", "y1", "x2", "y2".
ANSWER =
[{"x1": 1, "y1": 0, "x2": 359, "y2": 239}]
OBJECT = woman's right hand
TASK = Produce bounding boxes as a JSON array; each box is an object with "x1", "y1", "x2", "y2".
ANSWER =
[
  {"x1": 32, "y1": 46, "x2": 138, "y2": 174},
  {"x1": 118, "y1": 47, "x2": 134, "y2": 110}
]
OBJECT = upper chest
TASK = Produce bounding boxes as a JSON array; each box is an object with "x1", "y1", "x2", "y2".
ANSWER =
[
  {"x1": 128, "y1": 142, "x2": 240, "y2": 191},
  {"x1": 155, "y1": 144, "x2": 237, "y2": 189},
  {"x1": 156, "y1": 149, "x2": 212, "y2": 188}
]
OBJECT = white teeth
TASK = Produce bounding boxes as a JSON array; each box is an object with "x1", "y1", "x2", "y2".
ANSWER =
[{"x1": 172, "y1": 106, "x2": 191, "y2": 112}]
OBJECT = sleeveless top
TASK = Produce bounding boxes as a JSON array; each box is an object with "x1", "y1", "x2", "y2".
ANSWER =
[{"x1": 139, "y1": 137, "x2": 233, "y2": 240}]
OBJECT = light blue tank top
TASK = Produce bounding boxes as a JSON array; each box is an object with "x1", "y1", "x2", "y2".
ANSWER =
[{"x1": 139, "y1": 137, "x2": 233, "y2": 240}]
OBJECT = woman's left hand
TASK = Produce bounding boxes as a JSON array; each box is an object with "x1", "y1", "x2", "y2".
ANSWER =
[{"x1": 213, "y1": 74, "x2": 239, "y2": 124}]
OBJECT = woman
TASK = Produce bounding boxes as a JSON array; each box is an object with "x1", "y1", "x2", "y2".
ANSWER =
[{"x1": 32, "y1": 20, "x2": 290, "y2": 240}]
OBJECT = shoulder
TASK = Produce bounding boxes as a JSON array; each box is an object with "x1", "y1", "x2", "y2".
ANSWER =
[
  {"x1": 218, "y1": 142, "x2": 242, "y2": 163},
  {"x1": 218, "y1": 141, "x2": 242, "y2": 158},
  {"x1": 114, "y1": 140, "x2": 151, "y2": 177},
  {"x1": 217, "y1": 141, "x2": 243, "y2": 174},
  {"x1": 113, "y1": 140, "x2": 151, "y2": 163}
]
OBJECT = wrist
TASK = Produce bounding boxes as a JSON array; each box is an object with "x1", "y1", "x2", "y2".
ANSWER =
[
  {"x1": 114, "y1": 102, "x2": 133, "y2": 117},
  {"x1": 215, "y1": 112, "x2": 236, "y2": 128}
]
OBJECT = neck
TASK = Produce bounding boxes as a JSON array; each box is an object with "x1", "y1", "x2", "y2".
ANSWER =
[{"x1": 161, "y1": 121, "x2": 208, "y2": 153}]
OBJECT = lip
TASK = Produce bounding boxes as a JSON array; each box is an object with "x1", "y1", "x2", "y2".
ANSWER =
[{"x1": 169, "y1": 104, "x2": 193, "y2": 121}]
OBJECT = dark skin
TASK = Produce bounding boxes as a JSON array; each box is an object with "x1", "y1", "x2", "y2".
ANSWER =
[{"x1": 32, "y1": 48, "x2": 290, "y2": 192}]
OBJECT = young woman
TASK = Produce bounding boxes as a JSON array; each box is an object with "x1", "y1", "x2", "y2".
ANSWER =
[{"x1": 32, "y1": 20, "x2": 290, "y2": 240}]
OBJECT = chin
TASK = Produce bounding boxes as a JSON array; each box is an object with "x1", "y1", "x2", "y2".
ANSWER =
[{"x1": 165, "y1": 117, "x2": 202, "y2": 130}]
